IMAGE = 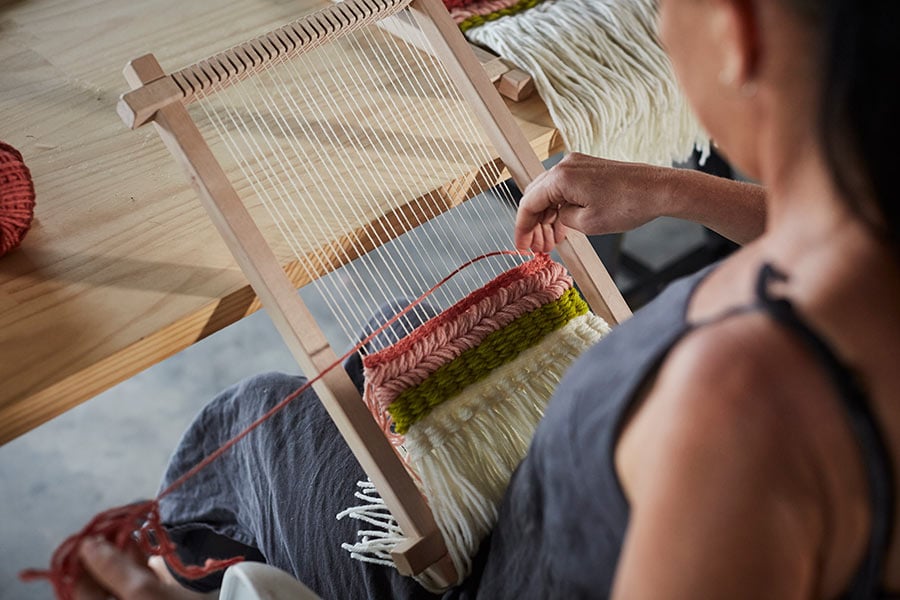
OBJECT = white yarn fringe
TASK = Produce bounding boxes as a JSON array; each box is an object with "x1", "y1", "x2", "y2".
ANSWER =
[
  {"x1": 466, "y1": 0, "x2": 709, "y2": 164},
  {"x1": 336, "y1": 480, "x2": 405, "y2": 568},
  {"x1": 338, "y1": 313, "x2": 611, "y2": 590}
]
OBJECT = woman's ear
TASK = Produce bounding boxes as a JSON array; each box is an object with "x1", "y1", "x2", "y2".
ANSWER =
[{"x1": 711, "y1": 0, "x2": 761, "y2": 92}]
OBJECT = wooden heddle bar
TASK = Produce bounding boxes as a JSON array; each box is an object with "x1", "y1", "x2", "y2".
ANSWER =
[{"x1": 117, "y1": 0, "x2": 630, "y2": 589}]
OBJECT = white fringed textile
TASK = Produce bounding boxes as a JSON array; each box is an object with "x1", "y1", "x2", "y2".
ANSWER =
[
  {"x1": 466, "y1": 0, "x2": 709, "y2": 164},
  {"x1": 339, "y1": 312, "x2": 611, "y2": 590}
]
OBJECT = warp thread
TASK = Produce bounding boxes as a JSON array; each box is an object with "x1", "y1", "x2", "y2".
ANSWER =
[
  {"x1": 19, "y1": 250, "x2": 529, "y2": 600},
  {"x1": 462, "y1": 0, "x2": 709, "y2": 164},
  {"x1": 0, "y1": 141, "x2": 36, "y2": 257}
]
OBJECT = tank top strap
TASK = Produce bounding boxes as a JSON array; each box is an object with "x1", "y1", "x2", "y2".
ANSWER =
[
  {"x1": 692, "y1": 263, "x2": 895, "y2": 598},
  {"x1": 752, "y1": 263, "x2": 896, "y2": 599}
]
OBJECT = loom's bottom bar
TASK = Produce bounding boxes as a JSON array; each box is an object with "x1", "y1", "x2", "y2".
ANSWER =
[{"x1": 350, "y1": 256, "x2": 611, "y2": 588}]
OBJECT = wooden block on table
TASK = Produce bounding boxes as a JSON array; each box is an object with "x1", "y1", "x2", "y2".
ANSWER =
[{"x1": 497, "y1": 65, "x2": 535, "y2": 101}]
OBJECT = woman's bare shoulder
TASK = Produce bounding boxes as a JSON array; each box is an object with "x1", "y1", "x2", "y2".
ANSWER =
[
  {"x1": 616, "y1": 308, "x2": 871, "y2": 597},
  {"x1": 611, "y1": 312, "x2": 840, "y2": 597}
]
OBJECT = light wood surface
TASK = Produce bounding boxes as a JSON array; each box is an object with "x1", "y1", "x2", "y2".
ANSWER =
[{"x1": 0, "y1": 0, "x2": 565, "y2": 445}]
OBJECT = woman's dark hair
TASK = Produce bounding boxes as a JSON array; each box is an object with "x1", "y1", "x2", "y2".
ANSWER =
[{"x1": 790, "y1": 0, "x2": 900, "y2": 258}]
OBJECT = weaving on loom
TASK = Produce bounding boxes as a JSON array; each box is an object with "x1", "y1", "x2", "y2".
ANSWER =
[
  {"x1": 450, "y1": 0, "x2": 708, "y2": 161},
  {"x1": 23, "y1": 0, "x2": 702, "y2": 595},
  {"x1": 350, "y1": 253, "x2": 611, "y2": 578}
]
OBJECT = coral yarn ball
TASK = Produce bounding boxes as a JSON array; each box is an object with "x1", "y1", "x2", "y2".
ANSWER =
[{"x1": 0, "y1": 142, "x2": 36, "y2": 257}]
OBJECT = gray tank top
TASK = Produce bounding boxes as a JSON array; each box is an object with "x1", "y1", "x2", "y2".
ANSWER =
[{"x1": 450, "y1": 263, "x2": 896, "y2": 599}]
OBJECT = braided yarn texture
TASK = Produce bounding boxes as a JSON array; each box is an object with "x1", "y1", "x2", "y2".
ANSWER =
[
  {"x1": 0, "y1": 142, "x2": 36, "y2": 257},
  {"x1": 389, "y1": 286, "x2": 588, "y2": 433},
  {"x1": 364, "y1": 254, "x2": 571, "y2": 428}
]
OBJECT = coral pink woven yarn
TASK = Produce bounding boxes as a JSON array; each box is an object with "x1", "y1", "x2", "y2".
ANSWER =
[
  {"x1": 0, "y1": 142, "x2": 36, "y2": 257},
  {"x1": 363, "y1": 259, "x2": 572, "y2": 412},
  {"x1": 365, "y1": 254, "x2": 557, "y2": 369}
]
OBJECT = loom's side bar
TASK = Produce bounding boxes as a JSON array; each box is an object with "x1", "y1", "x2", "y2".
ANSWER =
[
  {"x1": 117, "y1": 0, "x2": 411, "y2": 129},
  {"x1": 123, "y1": 54, "x2": 456, "y2": 586},
  {"x1": 408, "y1": 0, "x2": 632, "y2": 325}
]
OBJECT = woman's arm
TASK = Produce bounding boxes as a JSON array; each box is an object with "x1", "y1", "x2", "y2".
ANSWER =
[{"x1": 514, "y1": 153, "x2": 767, "y2": 253}]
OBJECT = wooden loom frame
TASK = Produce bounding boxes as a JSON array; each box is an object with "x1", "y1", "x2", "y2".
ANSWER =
[{"x1": 117, "y1": 0, "x2": 631, "y2": 586}]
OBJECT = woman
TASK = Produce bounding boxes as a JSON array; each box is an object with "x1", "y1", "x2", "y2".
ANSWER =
[{"x1": 75, "y1": 0, "x2": 899, "y2": 597}]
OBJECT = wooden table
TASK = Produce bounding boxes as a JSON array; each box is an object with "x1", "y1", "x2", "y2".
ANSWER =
[{"x1": 0, "y1": 0, "x2": 563, "y2": 444}]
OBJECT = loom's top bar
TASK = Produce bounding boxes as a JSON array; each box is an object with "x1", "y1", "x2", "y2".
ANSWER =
[{"x1": 117, "y1": 0, "x2": 412, "y2": 129}]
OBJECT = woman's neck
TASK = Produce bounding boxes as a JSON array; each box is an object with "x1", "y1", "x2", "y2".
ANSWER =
[{"x1": 757, "y1": 128, "x2": 859, "y2": 263}]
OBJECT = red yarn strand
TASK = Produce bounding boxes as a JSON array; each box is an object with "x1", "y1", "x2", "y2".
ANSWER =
[{"x1": 21, "y1": 249, "x2": 532, "y2": 599}]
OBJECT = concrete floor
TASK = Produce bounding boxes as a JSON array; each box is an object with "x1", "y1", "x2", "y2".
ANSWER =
[{"x1": 0, "y1": 196, "x2": 706, "y2": 599}]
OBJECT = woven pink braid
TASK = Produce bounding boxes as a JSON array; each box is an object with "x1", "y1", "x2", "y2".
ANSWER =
[
  {"x1": 365, "y1": 255, "x2": 560, "y2": 369},
  {"x1": 363, "y1": 257, "x2": 571, "y2": 425},
  {"x1": 363, "y1": 257, "x2": 566, "y2": 381},
  {"x1": 449, "y1": 0, "x2": 523, "y2": 20},
  {"x1": 364, "y1": 275, "x2": 571, "y2": 411}
]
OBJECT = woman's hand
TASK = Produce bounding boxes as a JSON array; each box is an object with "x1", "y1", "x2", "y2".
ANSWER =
[
  {"x1": 514, "y1": 152, "x2": 767, "y2": 252},
  {"x1": 514, "y1": 153, "x2": 670, "y2": 253},
  {"x1": 75, "y1": 538, "x2": 178, "y2": 600}
]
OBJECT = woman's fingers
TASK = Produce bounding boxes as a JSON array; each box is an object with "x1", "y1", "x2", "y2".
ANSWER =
[
  {"x1": 78, "y1": 537, "x2": 168, "y2": 600},
  {"x1": 552, "y1": 220, "x2": 571, "y2": 251},
  {"x1": 516, "y1": 153, "x2": 672, "y2": 249},
  {"x1": 515, "y1": 204, "x2": 572, "y2": 253},
  {"x1": 515, "y1": 170, "x2": 565, "y2": 251}
]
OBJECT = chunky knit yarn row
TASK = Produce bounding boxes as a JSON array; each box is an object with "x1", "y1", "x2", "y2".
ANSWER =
[
  {"x1": 364, "y1": 255, "x2": 564, "y2": 371},
  {"x1": 442, "y1": 0, "x2": 476, "y2": 9},
  {"x1": 389, "y1": 286, "x2": 588, "y2": 433},
  {"x1": 448, "y1": 0, "x2": 526, "y2": 19}
]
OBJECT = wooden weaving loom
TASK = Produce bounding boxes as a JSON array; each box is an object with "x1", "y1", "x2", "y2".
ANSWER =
[{"x1": 117, "y1": 0, "x2": 630, "y2": 589}]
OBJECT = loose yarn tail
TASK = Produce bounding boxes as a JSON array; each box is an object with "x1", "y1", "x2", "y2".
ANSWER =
[
  {"x1": 465, "y1": 0, "x2": 709, "y2": 163},
  {"x1": 336, "y1": 480, "x2": 406, "y2": 567},
  {"x1": 19, "y1": 500, "x2": 243, "y2": 600}
]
